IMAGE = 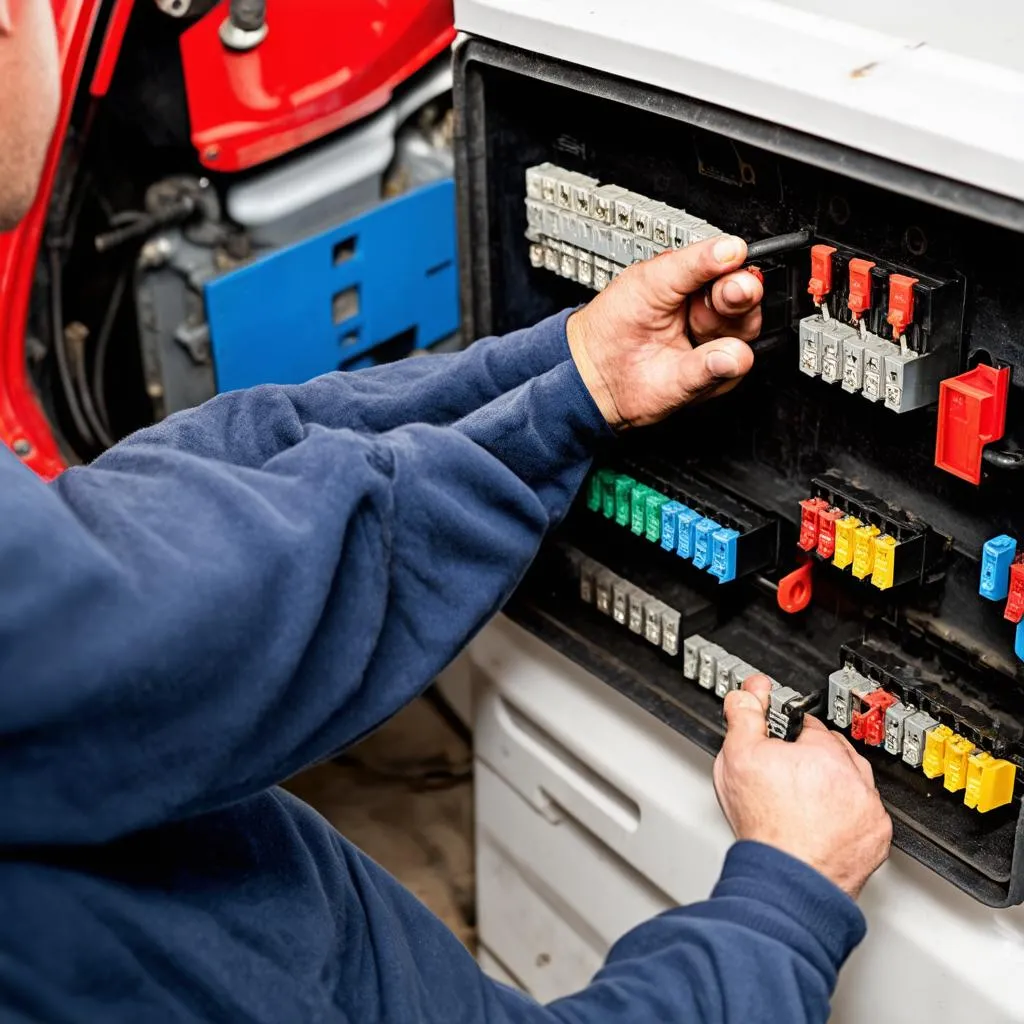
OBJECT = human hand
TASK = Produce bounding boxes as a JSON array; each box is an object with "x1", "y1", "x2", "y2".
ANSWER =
[
  {"x1": 565, "y1": 235, "x2": 762, "y2": 429},
  {"x1": 713, "y1": 676, "x2": 892, "y2": 900}
]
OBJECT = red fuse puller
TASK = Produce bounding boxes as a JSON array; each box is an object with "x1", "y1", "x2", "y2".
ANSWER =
[
  {"x1": 808, "y1": 244, "x2": 836, "y2": 306},
  {"x1": 851, "y1": 690, "x2": 898, "y2": 746},
  {"x1": 798, "y1": 497, "x2": 828, "y2": 552},
  {"x1": 887, "y1": 273, "x2": 919, "y2": 340},
  {"x1": 1005, "y1": 559, "x2": 1024, "y2": 624},
  {"x1": 816, "y1": 507, "x2": 844, "y2": 560},
  {"x1": 847, "y1": 258, "x2": 876, "y2": 321}
]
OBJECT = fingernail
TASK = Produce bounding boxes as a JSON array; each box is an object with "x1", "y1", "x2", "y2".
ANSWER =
[
  {"x1": 734, "y1": 692, "x2": 761, "y2": 711},
  {"x1": 723, "y1": 276, "x2": 754, "y2": 305},
  {"x1": 713, "y1": 235, "x2": 743, "y2": 265},
  {"x1": 706, "y1": 349, "x2": 740, "y2": 378}
]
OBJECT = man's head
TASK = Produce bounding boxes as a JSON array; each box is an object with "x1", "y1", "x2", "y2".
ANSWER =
[{"x1": 0, "y1": 0, "x2": 60, "y2": 232}]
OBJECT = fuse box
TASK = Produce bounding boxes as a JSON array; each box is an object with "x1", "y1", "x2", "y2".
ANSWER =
[{"x1": 454, "y1": 40, "x2": 1024, "y2": 906}]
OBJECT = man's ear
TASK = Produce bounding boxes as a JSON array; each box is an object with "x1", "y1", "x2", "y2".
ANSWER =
[{"x1": 0, "y1": 2, "x2": 11, "y2": 36}]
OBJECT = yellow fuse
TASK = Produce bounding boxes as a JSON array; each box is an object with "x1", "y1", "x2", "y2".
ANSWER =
[
  {"x1": 964, "y1": 754, "x2": 1017, "y2": 813},
  {"x1": 851, "y1": 524, "x2": 881, "y2": 579},
  {"x1": 833, "y1": 516, "x2": 862, "y2": 570},
  {"x1": 922, "y1": 724, "x2": 953, "y2": 779},
  {"x1": 943, "y1": 734, "x2": 976, "y2": 792},
  {"x1": 871, "y1": 535, "x2": 897, "y2": 590}
]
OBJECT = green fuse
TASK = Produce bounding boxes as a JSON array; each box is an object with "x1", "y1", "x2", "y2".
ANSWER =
[
  {"x1": 645, "y1": 491, "x2": 669, "y2": 542},
  {"x1": 614, "y1": 475, "x2": 637, "y2": 527},
  {"x1": 601, "y1": 472, "x2": 617, "y2": 519},
  {"x1": 630, "y1": 484, "x2": 651, "y2": 535},
  {"x1": 586, "y1": 471, "x2": 606, "y2": 512}
]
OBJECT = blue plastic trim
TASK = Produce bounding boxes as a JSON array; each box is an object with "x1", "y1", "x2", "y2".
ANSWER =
[{"x1": 205, "y1": 179, "x2": 459, "y2": 393}]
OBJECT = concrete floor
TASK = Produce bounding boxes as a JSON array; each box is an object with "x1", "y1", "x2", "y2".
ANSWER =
[{"x1": 285, "y1": 696, "x2": 476, "y2": 950}]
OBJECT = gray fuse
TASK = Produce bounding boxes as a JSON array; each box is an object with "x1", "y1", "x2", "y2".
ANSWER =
[{"x1": 683, "y1": 634, "x2": 708, "y2": 681}]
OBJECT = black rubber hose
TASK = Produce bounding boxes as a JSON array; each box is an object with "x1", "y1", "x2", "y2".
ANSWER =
[
  {"x1": 982, "y1": 448, "x2": 1024, "y2": 471},
  {"x1": 230, "y1": 0, "x2": 265, "y2": 31},
  {"x1": 70, "y1": 324, "x2": 115, "y2": 450},
  {"x1": 48, "y1": 246, "x2": 97, "y2": 450},
  {"x1": 91, "y1": 269, "x2": 128, "y2": 438},
  {"x1": 745, "y1": 229, "x2": 813, "y2": 262}
]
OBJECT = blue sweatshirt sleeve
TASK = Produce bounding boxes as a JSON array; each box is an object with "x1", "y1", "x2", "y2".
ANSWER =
[{"x1": 0, "y1": 314, "x2": 607, "y2": 847}]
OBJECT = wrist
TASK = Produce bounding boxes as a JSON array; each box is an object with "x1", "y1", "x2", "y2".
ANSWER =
[{"x1": 566, "y1": 309, "x2": 622, "y2": 430}]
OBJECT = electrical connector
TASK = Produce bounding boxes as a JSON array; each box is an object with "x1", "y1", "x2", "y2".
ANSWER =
[
  {"x1": 851, "y1": 689, "x2": 898, "y2": 746},
  {"x1": 833, "y1": 515, "x2": 862, "y2": 570},
  {"x1": 798, "y1": 315, "x2": 824, "y2": 377},
  {"x1": 643, "y1": 599, "x2": 664, "y2": 646},
  {"x1": 698, "y1": 643, "x2": 726, "y2": 690},
  {"x1": 943, "y1": 734, "x2": 976, "y2": 793},
  {"x1": 660, "y1": 500, "x2": 685, "y2": 552},
  {"x1": 847, "y1": 258, "x2": 876, "y2": 321},
  {"x1": 692, "y1": 518, "x2": 720, "y2": 571},
  {"x1": 935, "y1": 364, "x2": 1011, "y2": 485},
  {"x1": 923, "y1": 723, "x2": 954, "y2": 779},
  {"x1": 676, "y1": 507, "x2": 701, "y2": 560},
  {"x1": 870, "y1": 534, "x2": 897, "y2": 590},
  {"x1": 595, "y1": 570, "x2": 614, "y2": 616},
  {"x1": 808, "y1": 244, "x2": 837, "y2": 307},
  {"x1": 827, "y1": 667, "x2": 859, "y2": 728},
  {"x1": 964, "y1": 753, "x2": 1017, "y2": 813},
  {"x1": 815, "y1": 507, "x2": 843, "y2": 560},
  {"x1": 979, "y1": 535, "x2": 1017, "y2": 601},
  {"x1": 902, "y1": 711, "x2": 940, "y2": 768},
  {"x1": 682, "y1": 634, "x2": 707, "y2": 681},
  {"x1": 767, "y1": 687, "x2": 822, "y2": 741},
  {"x1": 851, "y1": 523, "x2": 881, "y2": 579},
  {"x1": 579, "y1": 560, "x2": 596, "y2": 605},
  {"x1": 661, "y1": 608, "x2": 681, "y2": 657},
  {"x1": 798, "y1": 497, "x2": 827, "y2": 551},
  {"x1": 1005, "y1": 559, "x2": 1024, "y2": 624},
  {"x1": 627, "y1": 588, "x2": 645, "y2": 634},
  {"x1": 645, "y1": 491, "x2": 669, "y2": 543},
  {"x1": 630, "y1": 483, "x2": 651, "y2": 536},
  {"x1": 820, "y1": 321, "x2": 855, "y2": 385},
  {"x1": 886, "y1": 273, "x2": 919, "y2": 339},
  {"x1": 884, "y1": 702, "x2": 917, "y2": 756},
  {"x1": 611, "y1": 578, "x2": 633, "y2": 626},
  {"x1": 714, "y1": 654, "x2": 742, "y2": 699},
  {"x1": 841, "y1": 334, "x2": 865, "y2": 393},
  {"x1": 709, "y1": 527, "x2": 740, "y2": 583}
]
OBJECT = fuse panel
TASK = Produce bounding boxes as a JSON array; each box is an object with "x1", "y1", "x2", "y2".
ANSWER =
[{"x1": 456, "y1": 41, "x2": 1024, "y2": 907}]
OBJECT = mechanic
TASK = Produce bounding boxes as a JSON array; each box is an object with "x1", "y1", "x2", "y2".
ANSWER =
[{"x1": 0, "y1": 3, "x2": 891, "y2": 1022}]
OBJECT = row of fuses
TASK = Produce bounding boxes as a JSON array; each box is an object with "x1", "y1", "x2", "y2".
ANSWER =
[
  {"x1": 798, "y1": 494, "x2": 904, "y2": 590},
  {"x1": 979, "y1": 534, "x2": 1024, "y2": 661},
  {"x1": 586, "y1": 468, "x2": 740, "y2": 583},
  {"x1": 798, "y1": 312, "x2": 943, "y2": 414},
  {"x1": 827, "y1": 664, "x2": 1017, "y2": 813},
  {"x1": 524, "y1": 163, "x2": 724, "y2": 292}
]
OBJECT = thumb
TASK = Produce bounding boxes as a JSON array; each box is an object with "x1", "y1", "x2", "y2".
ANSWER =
[
  {"x1": 639, "y1": 234, "x2": 748, "y2": 306},
  {"x1": 723, "y1": 684, "x2": 769, "y2": 744},
  {"x1": 672, "y1": 338, "x2": 754, "y2": 402}
]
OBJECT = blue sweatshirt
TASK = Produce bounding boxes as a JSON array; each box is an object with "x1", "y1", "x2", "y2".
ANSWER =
[{"x1": 0, "y1": 310, "x2": 865, "y2": 1022}]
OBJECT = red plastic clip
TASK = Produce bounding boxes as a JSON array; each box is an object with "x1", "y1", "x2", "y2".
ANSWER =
[
  {"x1": 934, "y1": 365, "x2": 1011, "y2": 485},
  {"x1": 808, "y1": 244, "x2": 837, "y2": 306},
  {"x1": 886, "y1": 273, "x2": 919, "y2": 339},
  {"x1": 778, "y1": 562, "x2": 813, "y2": 614},
  {"x1": 746, "y1": 265, "x2": 764, "y2": 287},
  {"x1": 851, "y1": 690, "x2": 898, "y2": 746},
  {"x1": 815, "y1": 507, "x2": 844, "y2": 560},
  {"x1": 1005, "y1": 559, "x2": 1024, "y2": 624},
  {"x1": 798, "y1": 497, "x2": 828, "y2": 551},
  {"x1": 847, "y1": 258, "x2": 876, "y2": 320}
]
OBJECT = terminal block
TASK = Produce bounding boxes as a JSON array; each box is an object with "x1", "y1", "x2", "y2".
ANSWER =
[
  {"x1": 767, "y1": 686, "x2": 823, "y2": 741},
  {"x1": 523, "y1": 163, "x2": 725, "y2": 292},
  {"x1": 831, "y1": 639, "x2": 1022, "y2": 814},
  {"x1": 585, "y1": 462, "x2": 778, "y2": 584},
  {"x1": 797, "y1": 474, "x2": 948, "y2": 591},
  {"x1": 797, "y1": 244, "x2": 964, "y2": 412}
]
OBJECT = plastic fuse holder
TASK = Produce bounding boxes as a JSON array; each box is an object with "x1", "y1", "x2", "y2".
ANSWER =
[
  {"x1": 832, "y1": 515, "x2": 862, "y2": 570},
  {"x1": 934, "y1": 364, "x2": 1011, "y2": 485},
  {"x1": 798, "y1": 497, "x2": 828, "y2": 551},
  {"x1": 979, "y1": 534, "x2": 1017, "y2": 601},
  {"x1": 923, "y1": 724, "x2": 954, "y2": 780},
  {"x1": 886, "y1": 273, "x2": 919, "y2": 339},
  {"x1": 847, "y1": 258, "x2": 876, "y2": 320},
  {"x1": 1005, "y1": 559, "x2": 1024, "y2": 623},
  {"x1": 807, "y1": 244, "x2": 837, "y2": 306},
  {"x1": 943, "y1": 734, "x2": 976, "y2": 793},
  {"x1": 660, "y1": 500, "x2": 685, "y2": 552},
  {"x1": 964, "y1": 753, "x2": 1017, "y2": 813},
  {"x1": 851, "y1": 689, "x2": 898, "y2": 746},
  {"x1": 815, "y1": 507, "x2": 843, "y2": 560}
]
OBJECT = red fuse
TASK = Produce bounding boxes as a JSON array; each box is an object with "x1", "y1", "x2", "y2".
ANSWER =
[
  {"x1": 934, "y1": 364, "x2": 1011, "y2": 485},
  {"x1": 816, "y1": 507, "x2": 844, "y2": 560},
  {"x1": 808, "y1": 244, "x2": 837, "y2": 306},
  {"x1": 886, "y1": 274, "x2": 919, "y2": 339},
  {"x1": 798, "y1": 497, "x2": 828, "y2": 552},
  {"x1": 1005, "y1": 560, "x2": 1024, "y2": 624},
  {"x1": 847, "y1": 259, "x2": 876, "y2": 320},
  {"x1": 851, "y1": 690, "x2": 898, "y2": 746}
]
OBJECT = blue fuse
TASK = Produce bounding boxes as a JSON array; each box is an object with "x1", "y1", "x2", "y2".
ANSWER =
[
  {"x1": 676, "y1": 507, "x2": 701, "y2": 560},
  {"x1": 980, "y1": 534, "x2": 1017, "y2": 601},
  {"x1": 709, "y1": 527, "x2": 740, "y2": 583},
  {"x1": 1017, "y1": 620, "x2": 1024, "y2": 663},
  {"x1": 692, "y1": 518, "x2": 721, "y2": 570},
  {"x1": 660, "y1": 501, "x2": 686, "y2": 552}
]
